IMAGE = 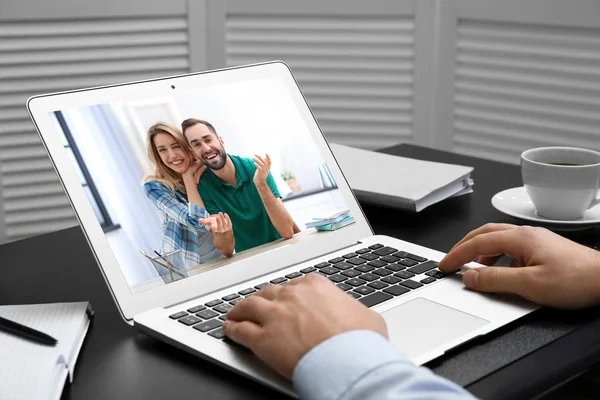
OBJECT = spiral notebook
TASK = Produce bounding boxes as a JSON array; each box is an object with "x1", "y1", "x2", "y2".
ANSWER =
[{"x1": 0, "y1": 302, "x2": 94, "y2": 400}]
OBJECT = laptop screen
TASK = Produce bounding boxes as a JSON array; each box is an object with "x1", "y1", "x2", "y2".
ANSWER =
[{"x1": 48, "y1": 76, "x2": 354, "y2": 294}]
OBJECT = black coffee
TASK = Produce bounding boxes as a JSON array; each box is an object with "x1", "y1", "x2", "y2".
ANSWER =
[{"x1": 547, "y1": 162, "x2": 585, "y2": 166}]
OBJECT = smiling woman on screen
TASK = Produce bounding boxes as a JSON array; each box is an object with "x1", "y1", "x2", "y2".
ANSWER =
[{"x1": 142, "y1": 122, "x2": 235, "y2": 269}]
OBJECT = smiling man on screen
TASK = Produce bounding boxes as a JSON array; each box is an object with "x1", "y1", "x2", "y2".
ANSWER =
[{"x1": 182, "y1": 118, "x2": 297, "y2": 253}]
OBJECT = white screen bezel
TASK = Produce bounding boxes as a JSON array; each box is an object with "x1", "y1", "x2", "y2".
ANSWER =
[{"x1": 27, "y1": 61, "x2": 374, "y2": 322}]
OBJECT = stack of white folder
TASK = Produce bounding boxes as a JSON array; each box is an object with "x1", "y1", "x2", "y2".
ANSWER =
[{"x1": 330, "y1": 143, "x2": 474, "y2": 212}]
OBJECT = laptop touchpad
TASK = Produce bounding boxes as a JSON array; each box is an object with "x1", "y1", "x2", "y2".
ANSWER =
[{"x1": 382, "y1": 297, "x2": 489, "y2": 359}]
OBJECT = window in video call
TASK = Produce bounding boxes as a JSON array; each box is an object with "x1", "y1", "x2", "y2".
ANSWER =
[{"x1": 49, "y1": 77, "x2": 354, "y2": 294}]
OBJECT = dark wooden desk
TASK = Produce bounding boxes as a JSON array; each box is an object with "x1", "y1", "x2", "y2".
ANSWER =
[{"x1": 1, "y1": 144, "x2": 599, "y2": 399}]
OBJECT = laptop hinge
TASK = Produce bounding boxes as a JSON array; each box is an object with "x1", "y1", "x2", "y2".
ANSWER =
[{"x1": 165, "y1": 240, "x2": 364, "y2": 309}]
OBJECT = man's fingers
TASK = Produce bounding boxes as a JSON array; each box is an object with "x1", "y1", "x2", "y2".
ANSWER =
[
  {"x1": 439, "y1": 230, "x2": 528, "y2": 272},
  {"x1": 477, "y1": 255, "x2": 503, "y2": 266},
  {"x1": 198, "y1": 218, "x2": 214, "y2": 229},
  {"x1": 449, "y1": 223, "x2": 517, "y2": 253},
  {"x1": 223, "y1": 320, "x2": 262, "y2": 349},
  {"x1": 462, "y1": 266, "x2": 535, "y2": 298},
  {"x1": 216, "y1": 212, "x2": 224, "y2": 232},
  {"x1": 223, "y1": 213, "x2": 232, "y2": 230},
  {"x1": 227, "y1": 295, "x2": 273, "y2": 324},
  {"x1": 255, "y1": 284, "x2": 281, "y2": 301}
]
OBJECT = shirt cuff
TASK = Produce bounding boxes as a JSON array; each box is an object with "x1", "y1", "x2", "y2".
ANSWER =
[
  {"x1": 292, "y1": 330, "x2": 414, "y2": 400},
  {"x1": 188, "y1": 204, "x2": 209, "y2": 228}
]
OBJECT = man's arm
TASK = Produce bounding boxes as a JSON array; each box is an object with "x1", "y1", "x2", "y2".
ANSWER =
[
  {"x1": 224, "y1": 274, "x2": 475, "y2": 400},
  {"x1": 253, "y1": 154, "x2": 295, "y2": 239},
  {"x1": 294, "y1": 330, "x2": 474, "y2": 400}
]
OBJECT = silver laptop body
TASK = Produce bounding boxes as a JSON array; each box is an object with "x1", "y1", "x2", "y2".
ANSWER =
[{"x1": 27, "y1": 62, "x2": 537, "y2": 397}]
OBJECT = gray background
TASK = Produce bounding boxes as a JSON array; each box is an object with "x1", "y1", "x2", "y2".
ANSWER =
[{"x1": 1, "y1": 0, "x2": 599, "y2": 244}]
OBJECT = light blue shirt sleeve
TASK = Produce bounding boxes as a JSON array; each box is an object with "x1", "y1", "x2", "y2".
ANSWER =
[{"x1": 292, "y1": 330, "x2": 477, "y2": 400}]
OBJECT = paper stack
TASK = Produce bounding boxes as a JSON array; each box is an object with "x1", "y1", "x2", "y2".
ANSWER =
[
  {"x1": 330, "y1": 143, "x2": 474, "y2": 212},
  {"x1": 305, "y1": 209, "x2": 355, "y2": 231}
]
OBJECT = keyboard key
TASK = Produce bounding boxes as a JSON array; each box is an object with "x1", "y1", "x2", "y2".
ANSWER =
[
  {"x1": 285, "y1": 272, "x2": 302, "y2": 279},
  {"x1": 193, "y1": 319, "x2": 223, "y2": 332},
  {"x1": 334, "y1": 262, "x2": 354, "y2": 270},
  {"x1": 384, "y1": 264, "x2": 405, "y2": 272},
  {"x1": 355, "y1": 264, "x2": 376, "y2": 273},
  {"x1": 315, "y1": 262, "x2": 330, "y2": 269},
  {"x1": 432, "y1": 271, "x2": 446, "y2": 279},
  {"x1": 255, "y1": 282, "x2": 270, "y2": 289},
  {"x1": 367, "y1": 281, "x2": 389, "y2": 290},
  {"x1": 426, "y1": 270, "x2": 437, "y2": 276},
  {"x1": 300, "y1": 266, "x2": 317, "y2": 274},
  {"x1": 395, "y1": 251, "x2": 428, "y2": 263},
  {"x1": 196, "y1": 309, "x2": 219, "y2": 320},
  {"x1": 381, "y1": 256, "x2": 400, "y2": 263},
  {"x1": 343, "y1": 252, "x2": 359, "y2": 259},
  {"x1": 169, "y1": 311, "x2": 188, "y2": 319},
  {"x1": 399, "y1": 259, "x2": 419, "y2": 267},
  {"x1": 179, "y1": 315, "x2": 202, "y2": 326},
  {"x1": 354, "y1": 286, "x2": 376, "y2": 295},
  {"x1": 407, "y1": 261, "x2": 438, "y2": 275},
  {"x1": 320, "y1": 266, "x2": 341, "y2": 275},
  {"x1": 270, "y1": 277, "x2": 287, "y2": 284},
  {"x1": 222, "y1": 293, "x2": 240, "y2": 301},
  {"x1": 238, "y1": 288, "x2": 256, "y2": 295},
  {"x1": 421, "y1": 277, "x2": 436, "y2": 284},
  {"x1": 337, "y1": 283, "x2": 353, "y2": 291},
  {"x1": 213, "y1": 304, "x2": 233, "y2": 314},
  {"x1": 383, "y1": 285, "x2": 411, "y2": 296},
  {"x1": 205, "y1": 299, "x2": 223, "y2": 307},
  {"x1": 394, "y1": 271, "x2": 416, "y2": 279},
  {"x1": 359, "y1": 253, "x2": 379, "y2": 261},
  {"x1": 399, "y1": 279, "x2": 424, "y2": 289},
  {"x1": 341, "y1": 269, "x2": 361, "y2": 278},
  {"x1": 347, "y1": 292, "x2": 362, "y2": 299},
  {"x1": 229, "y1": 298, "x2": 244, "y2": 305},
  {"x1": 218, "y1": 314, "x2": 228, "y2": 321},
  {"x1": 186, "y1": 306, "x2": 206, "y2": 313},
  {"x1": 329, "y1": 257, "x2": 345, "y2": 264},
  {"x1": 346, "y1": 278, "x2": 367, "y2": 287},
  {"x1": 347, "y1": 257, "x2": 367, "y2": 265},
  {"x1": 359, "y1": 291, "x2": 393, "y2": 307},
  {"x1": 367, "y1": 260, "x2": 388, "y2": 268},
  {"x1": 359, "y1": 273, "x2": 379, "y2": 282},
  {"x1": 328, "y1": 274, "x2": 348, "y2": 283},
  {"x1": 372, "y1": 247, "x2": 398, "y2": 256},
  {"x1": 373, "y1": 268, "x2": 393, "y2": 277},
  {"x1": 355, "y1": 248, "x2": 371, "y2": 254},
  {"x1": 208, "y1": 327, "x2": 226, "y2": 339},
  {"x1": 381, "y1": 276, "x2": 402, "y2": 284},
  {"x1": 391, "y1": 251, "x2": 406, "y2": 259},
  {"x1": 368, "y1": 243, "x2": 384, "y2": 250}
]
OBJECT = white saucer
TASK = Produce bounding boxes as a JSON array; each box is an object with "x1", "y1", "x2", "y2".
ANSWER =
[{"x1": 491, "y1": 187, "x2": 600, "y2": 230}]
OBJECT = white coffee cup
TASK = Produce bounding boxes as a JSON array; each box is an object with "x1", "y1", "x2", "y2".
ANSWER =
[{"x1": 521, "y1": 147, "x2": 600, "y2": 220}]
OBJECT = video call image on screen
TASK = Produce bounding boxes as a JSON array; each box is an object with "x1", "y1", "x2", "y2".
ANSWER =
[{"x1": 49, "y1": 77, "x2": 352, "y2": 293}]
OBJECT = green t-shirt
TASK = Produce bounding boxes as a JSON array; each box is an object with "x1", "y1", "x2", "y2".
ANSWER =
[{"x1": 198, "y1": 155, "x2": 282, "y2": 253}]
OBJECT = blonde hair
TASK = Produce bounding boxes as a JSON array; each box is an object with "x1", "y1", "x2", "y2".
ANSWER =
[{"x1": 143, "y1": 122, "x2": 196, "y2": 193}]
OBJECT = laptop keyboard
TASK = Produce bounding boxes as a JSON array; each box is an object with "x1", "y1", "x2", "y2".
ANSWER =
[{"x1": 167, "y1": 243, "x2": 454, "y2": 343}]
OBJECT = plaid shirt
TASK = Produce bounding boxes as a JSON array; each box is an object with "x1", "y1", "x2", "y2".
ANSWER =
[{"x1": 143, "y1": 180, "x2": 222, "y2": 269}]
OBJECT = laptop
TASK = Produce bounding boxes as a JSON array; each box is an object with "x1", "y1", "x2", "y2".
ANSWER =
[{"x1": 27, "y1": 61, "x2": 537, "y2": 397}]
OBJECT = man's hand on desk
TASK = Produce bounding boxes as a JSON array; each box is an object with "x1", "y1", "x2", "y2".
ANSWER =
[
  {"x1": 438, "y1": 223, "x2": 600, "y2": 309},
  {"x1": 223, "y1": 273, "x2": 388, "y2": 378}
]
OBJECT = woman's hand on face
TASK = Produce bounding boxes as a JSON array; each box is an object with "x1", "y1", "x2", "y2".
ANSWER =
[
  {"x1": 199, "y1": 212, "x2": 233, "y2": 234},
  {"x1": 183, "y1": 158, "x2": 206, "y2": 184}
]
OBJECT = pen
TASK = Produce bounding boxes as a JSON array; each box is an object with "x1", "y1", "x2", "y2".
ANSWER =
[{"x1": 0, "y1": 315, "x2": 58, "y2": 346}]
